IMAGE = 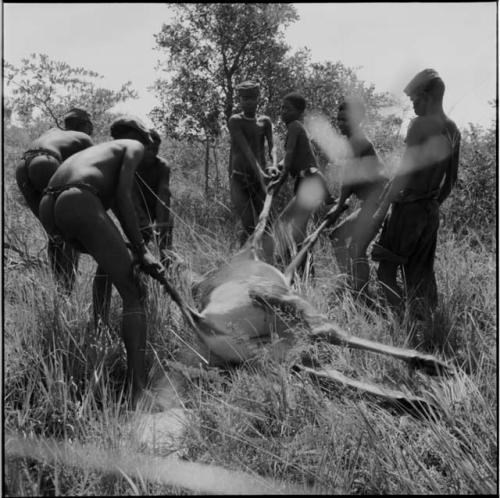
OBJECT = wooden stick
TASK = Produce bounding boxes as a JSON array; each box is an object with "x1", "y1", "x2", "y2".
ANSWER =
[{"x1": 284, "y1": 202, "x2": 347, "y2": 284}]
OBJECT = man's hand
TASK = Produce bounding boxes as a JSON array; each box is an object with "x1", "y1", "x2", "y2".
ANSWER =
[
  {"x1": 265, "y1": 165, "x2": 281, "y2": 179},
  {"x1": 138, "y1": 248, "x2": 165, "y2": 281}
]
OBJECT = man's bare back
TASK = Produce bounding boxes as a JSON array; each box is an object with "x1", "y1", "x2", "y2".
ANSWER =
[
  {"x1": 30, "y1": 128, "x2": 93, "y2": 162},
  {"x1": 48, "y1": 140, "x2": 143, "y2": 210}
]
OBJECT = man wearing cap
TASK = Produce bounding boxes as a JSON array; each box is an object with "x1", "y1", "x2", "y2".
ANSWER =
[
  {"x1": 15, "y1": 108, "x2": 94, "y2": 292},
  {"x1": 372, "y1": 69, "x2": 461, "y2": 319},
  {"x1": 328, "y1": 97, "x2": 388, "y2": 297},
  {"x1": 228, "y1": 80, "x2": 277, "y2": 244},
  {"x1": 39, "y1": 115, "x2": 165, "y2": 407},
  {"x1": 132, "y1": 129, "x2": 173, "y2": 269}
]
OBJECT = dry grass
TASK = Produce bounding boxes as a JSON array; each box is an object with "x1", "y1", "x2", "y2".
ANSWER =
[{"x1": 3, "y1": 144, "x2": 497, "y2": 495}]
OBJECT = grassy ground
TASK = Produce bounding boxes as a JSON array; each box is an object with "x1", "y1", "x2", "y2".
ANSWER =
[{"x1": 3, "y1": 150, "x2": 497, "y2": 495}]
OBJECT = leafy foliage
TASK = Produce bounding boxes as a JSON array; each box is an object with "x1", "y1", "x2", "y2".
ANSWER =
[
  {"x1": 150, "y1": 3, "x2": 299, "y2": 138},
  {"x1": 442, "y1": 122, "x2": 496, "y2": 245},
  {"x1": 5, "y1": 53, "x2": 138, "y2": 140}
]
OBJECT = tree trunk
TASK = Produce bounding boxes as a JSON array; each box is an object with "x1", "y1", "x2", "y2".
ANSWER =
[
  {"x1": 212, "y1": 140, "x2": 219, "y2": 192},
  {"x1": 204, "y1": 136, "x2": 210, "y2": 197}
]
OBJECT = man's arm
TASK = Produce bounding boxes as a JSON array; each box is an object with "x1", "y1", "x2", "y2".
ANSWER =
[
  {"x1": 155, "y1": 159, "x2": 173, "y2": 255},
  {"x1": 15, "y1": 162, "x2": 42, "y2": 218},
  {"x1": 264, "y1": 117, "x2": 278, "y2": 168},
  {"x1": 438, "y1": 131, "x2": 461, "y2": 204},
  {"x1": 132, "y1": 182, "x2": 155, "y2": 243},
  {"x1": 269, "y1": 121, "x2": 301, "y2": 193},
  {"x1": 228, "y1": 115, "x2": 267, "y2": 191},
  {"x1": 113, "y1": 142, "x2": 150, "y2": 250},
  {"x1": 113, "y1": 141, "x2": 164, "y2": 276},
  {"x1": 384, "y1": 119, "x2": 425, "y2": 202}
]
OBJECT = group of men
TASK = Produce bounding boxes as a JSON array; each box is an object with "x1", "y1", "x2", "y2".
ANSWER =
[
  {"x1": 15, "y1": 67, "x2": 460, "y2": 406},
  {"x1": 229, "y1": 68, "x2": 460, "y2": 319},
  {"x1": 16, "y1": 111, "x2": 172, "y2": 404}
]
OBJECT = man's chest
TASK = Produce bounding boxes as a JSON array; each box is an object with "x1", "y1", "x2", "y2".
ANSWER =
[{"x1": 240, "y1": 119, "x2": 267, "y2": 141}]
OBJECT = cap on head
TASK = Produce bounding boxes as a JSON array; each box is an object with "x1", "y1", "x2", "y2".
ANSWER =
[
  {"x1": 110, "y1": 115, "x2": 153, "y2": 144},
  {"x1": 283, "y1": 92, "x2": 306, "y2": 113},
  {"x1": 236, "y1": 80, "x2": 260, "y2": 97},
  {"x1": 64, "y1": 107, "x2": 92, "y2": 123},
  {"x1": 404, "y1": 69, "x2": 441, "y2": 97}
]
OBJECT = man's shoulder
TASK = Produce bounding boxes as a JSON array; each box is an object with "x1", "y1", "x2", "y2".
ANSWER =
[
  {"x1": 406, "y1": 116, "x2": 439, "y2": 144},
  {"x1": 407, "y1": 115, "x2": 460, "y2": 144},
  {"x1": 444, "y1": 117, "x2": 461, "y2": 137},
  {"x1": 67, "y1": 130, "x2": 93, "y2": 144},
  {"x1": 228, "y1": 113, "x2": 244, "y2": 124}
]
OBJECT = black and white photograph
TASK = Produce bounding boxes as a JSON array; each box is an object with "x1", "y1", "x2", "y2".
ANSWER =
[{"x1": 3, "y1": 2, "x2": 497, "y2": 495}]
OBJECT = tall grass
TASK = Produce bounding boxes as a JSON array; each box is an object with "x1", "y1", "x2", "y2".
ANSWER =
[{"x1": 3, "y1": 140, "x2": 497, "y2": 495}]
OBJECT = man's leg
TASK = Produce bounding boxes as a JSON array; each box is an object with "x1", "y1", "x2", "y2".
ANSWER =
[
  {"x1": 55, "y1": 192, "x2": 148, "y2": 405},
  {"x1": 230, "y1": 176, "x2": 261, "y2": 245},
  {"x1": 349, "y1": 200, "x2": 383, "y2": 295},
  {"x1": 376, "y1": 260, "x2": 402, "y2": 308},
  {"x1": 48, "y1": 239, "x2": 80, "y2": 293},
  {"x1": 92, "y1": 266, "x2": 113, "y2": 328},
  {"x1": 404, "y1": 202, "x2": 440, "y2": 320},
  {"x1": 330, "y1": 210, "x2": 358, "y2": 276}
]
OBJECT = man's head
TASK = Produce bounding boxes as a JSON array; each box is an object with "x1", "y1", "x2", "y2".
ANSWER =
[
  {"x1": 337, "y1": 97, "x2": 366, "y2": 136},
  {"x1": 404, "y1": 69, "x2": 445, "y2": 116},
  {"x1": 110, "y1": 115, "x2": 154, "y2": 148},
  {"x1": 63, "y1": 108, "x2": 93, "y2": 136},
  {"x1": 281, "y1": 92, "x2": 306, "y2": 125},
  {"x1": 236, "y1": 81, "x2": 260, "y2": 117}
]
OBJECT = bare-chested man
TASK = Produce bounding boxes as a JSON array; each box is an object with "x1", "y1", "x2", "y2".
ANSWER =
[
  {"x1": 15, "y1": 108, "x2": 94, "y2": 291},
  {"x1": 372, "y1": 69, "x2": 461, "y2": 319},
  {"x1": 269, "y1": 92, "x2": 330, "y2": 266},
  {"x1": 90, "y1": 123, "x2": 174, "y2": 327},
  {"x1": 328, "y1": 98, "x2": 388, "y2": 295},
  {"x1": 38, "y1": 116, "x2": 164, "y2": 406},
  {"x1": 229, "y1": 81, "x2": 277, "y2": 244}
]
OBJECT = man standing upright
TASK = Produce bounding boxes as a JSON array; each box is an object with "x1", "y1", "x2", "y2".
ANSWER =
[
  {"x1": 15, "y1": 108, "x2": 94, "y2": 291},
  {"x1": 328, "y1": 97, "x2": 388, "y2": 297},
  {"x1": 228, "y1": 81, "x2": 277, "y2": 244},
  {"x1": 372, "y1": 69, "x2": 461, "y2": 319}
]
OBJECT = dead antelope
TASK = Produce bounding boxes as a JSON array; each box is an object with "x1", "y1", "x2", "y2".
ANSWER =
[{"x1": 153, "y1": 184, "x2": 452, "y2": 418}]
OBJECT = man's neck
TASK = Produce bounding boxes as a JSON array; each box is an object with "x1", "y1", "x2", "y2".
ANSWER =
[
  {"x1": 426, "y1": 102, "x2": 446, "y2": 119},
  {"x1": 242, "y1": 111, "x2": 257, "y2": 120}
]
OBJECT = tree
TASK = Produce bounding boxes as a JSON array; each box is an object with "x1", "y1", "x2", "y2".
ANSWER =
[
  {"x1": 150, "y1": 3, "x2": 299, "y2": 195},
  {"x1": 4, "y1": 53, "x2": 138, "y2": 140}
]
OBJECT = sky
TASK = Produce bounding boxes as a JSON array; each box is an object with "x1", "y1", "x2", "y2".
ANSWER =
[{"x1": 3, "y1": 3, "x2": 497, "y2": 130}]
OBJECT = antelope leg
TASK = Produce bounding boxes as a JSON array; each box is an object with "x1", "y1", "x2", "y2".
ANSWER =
[
  {"x1": 309, "y1": 322, "x2": 453, "y2": 377},
  {"x1": 297, "y1": 365, "x2": 439, "y2": 420}
]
